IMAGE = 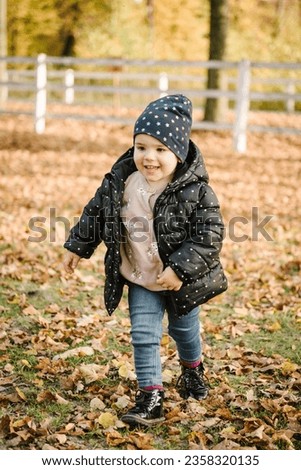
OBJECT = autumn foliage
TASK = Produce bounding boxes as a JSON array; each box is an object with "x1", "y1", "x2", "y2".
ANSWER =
[{"x1": 0, "y1": 113, "x2": 300, "y2": 450}]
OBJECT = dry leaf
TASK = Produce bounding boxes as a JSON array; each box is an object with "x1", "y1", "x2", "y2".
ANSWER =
[
  {"x1": 90, "y1": 398, "x2": 106, "y2": 411},
  {"x1": 162, "y1": 369, "x2": 173, "y2": 383},
  {"x1": 98, "y1": 412, "x2": 117, "y2": 429},
  {"x1": 15, "y1": 387, "x2": 27, "y2": 401},
  {"x1": 53, "y1": 433, "x2": 67, "y2": 444},
  {"x1": 55, "y1": 393, "x2": 69, "y2": 405},
  {"x1": 53, "y1": 346, "x2": 94, "y2": 360},
  {"x1": 22, "y1": 305, "x2": 40, "y2": 316},
  {"x1": 118, "y1": 363, "x2": 136, "y2": 380},
  {"x1": 1, "y1": 115, "x2": 301, "y2": 451},
  {"x1": 78, "y1": 363, "x2": 104, "y2": 383},
  {"x1": 281, "y1": 361, "x2": 299, "y2": 374},
  {"x1": 115, "y1": 395, "x2": 130, "y2": 409},
  {"x1": 268, "y1": 321, "x2": 281, "y2": 332}
]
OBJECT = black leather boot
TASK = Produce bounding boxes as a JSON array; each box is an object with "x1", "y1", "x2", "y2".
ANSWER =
[
  {"x1": 176, "y1": 363, "x2": 208, "y2": 400},
  {"x1": 121, "y1": 388, "x2": 165, "y2": 426}
]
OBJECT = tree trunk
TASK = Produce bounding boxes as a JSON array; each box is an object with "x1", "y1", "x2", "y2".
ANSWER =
[
  {"x1": 56, "y1": 0, "x2": 81, "y2": 57},
  {"x1": 204, "y1": 0, "x2": 228, "y2": 122}
]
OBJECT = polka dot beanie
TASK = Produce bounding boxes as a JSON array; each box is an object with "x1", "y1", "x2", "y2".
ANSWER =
[{"x1": 133, "y1": 94, "x2": 193, "y2": 162}]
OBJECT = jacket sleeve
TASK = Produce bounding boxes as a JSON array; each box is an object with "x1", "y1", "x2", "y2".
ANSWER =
[
  {"x1": 168, "y1": 184, "x2": 225, "y2": 283},
  {"x1": 63, "y1": 183, "x2": 106, "y2": 259}
]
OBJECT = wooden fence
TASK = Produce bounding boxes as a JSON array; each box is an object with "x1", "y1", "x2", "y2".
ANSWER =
[{"x1": 0, "y1": 55, "x2": 301, "y2": 152}]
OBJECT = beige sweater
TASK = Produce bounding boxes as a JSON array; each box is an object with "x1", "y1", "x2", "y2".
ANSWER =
[{"x1": 119, "y1": 171, "x2": 169, "y2": 291}]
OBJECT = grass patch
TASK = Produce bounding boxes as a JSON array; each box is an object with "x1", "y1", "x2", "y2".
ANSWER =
[
  {"x1": 1, "y1": 273, "x2": 300, "y2": 450},
  {"x1": 236, "y1": 310, "x2": 301, "y2": 364},
  {"x1": 204, "y1": 305, "x2": 300, "y2": 365}
]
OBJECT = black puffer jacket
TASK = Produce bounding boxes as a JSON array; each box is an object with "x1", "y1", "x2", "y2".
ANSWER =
[{"x1": 64, "y1": 140, "x2": 227, "y2": 316}]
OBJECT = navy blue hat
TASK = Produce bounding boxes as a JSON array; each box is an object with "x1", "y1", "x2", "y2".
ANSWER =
[{"x1": 133, "y1": 94, "x2": 193, "y2": 162}]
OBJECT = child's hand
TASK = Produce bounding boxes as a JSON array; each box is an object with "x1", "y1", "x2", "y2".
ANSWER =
[
  {"x1": 63, "y1": 251, "x2": 81, "y2": 274},
  {"x1": 157, "y1": 267, "x2": 183, "y2": 291}
]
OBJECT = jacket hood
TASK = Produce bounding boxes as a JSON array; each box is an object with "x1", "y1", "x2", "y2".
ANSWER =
[{"x1": 171, "y1": 140, "x2": 209, "y2": 188}]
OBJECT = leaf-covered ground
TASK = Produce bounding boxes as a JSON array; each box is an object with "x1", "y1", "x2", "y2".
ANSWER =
[{"x1": 0, "y1": 113, "x2": 300, "y2": 450}]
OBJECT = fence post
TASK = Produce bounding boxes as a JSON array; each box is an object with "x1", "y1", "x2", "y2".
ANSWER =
[
  {"x1": 286, "y1": 80, "x2": 295, "y2": 113},
  {"x1": 65, "y1": 68, "x2": 74, "y2": 104},
  {"x1": 0, "y1": 60, "x2": 8, "y2": 106},
  {"x1": 158, "y1": 72, "x2": 169, "y2": 97},
  {"x1": 233, "y1": 59, "x2": 250, "y2": 153},
  {"x1": 34, "y1": 53, "x2": 47, "y2": 134}
]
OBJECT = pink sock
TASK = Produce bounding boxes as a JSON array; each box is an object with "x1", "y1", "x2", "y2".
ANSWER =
[
  {"x1": 143, "y1": 385, "x2": 164, "y2": 391},
  {"x1": 181, "y1": 359, "x2": 201, "y2": 369}
]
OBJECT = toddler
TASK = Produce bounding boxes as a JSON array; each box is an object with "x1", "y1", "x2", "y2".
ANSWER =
[{"x1": 63, "y1": 94, "x2": 227, "y2": 427}]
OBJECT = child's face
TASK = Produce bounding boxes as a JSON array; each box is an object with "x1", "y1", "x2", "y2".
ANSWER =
[{"x1": 134, "y1": 134, "x2": 179, "y2": 184}]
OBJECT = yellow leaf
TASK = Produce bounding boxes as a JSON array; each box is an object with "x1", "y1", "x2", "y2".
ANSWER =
[
  {"x1": 214, "y1": 333, "x2": 224, "y2": 340},
  {"x1": 118, "y1": 364, "x2": 129, "y2": 378},
  {"x1": 98, "y1": 412, "x2": 117, "y2": 429},
  {"x1": 118, "y1": 363, "x2": 136, "y2": 380},
  {"x1": 12, "y1": 418, "x2": 28, "y2": 429},
  {"x1": 269, "y1": 321, "x2": 281, "y2": 332},
  {"x1": 25, "y1": 349, "x2": 38, "y2": 356},
  {"x1": 162, "y1": 369, "x2": 173, "y2": 384},
  {"x1": 20, "y1": 359, "x2": 31, "y2": 368},
  {"x1": 220, "y1": 426, "x2": 236, "y2": 437},
  {"x1": 15, "y1": 387, "x2": 26, "y2": 401},
  {"x1": 161, "y1": 334, "x2": 170, "y2": 346},
  {"x1": 281, "y1": 361, "x2": 298, "y2": 374}
]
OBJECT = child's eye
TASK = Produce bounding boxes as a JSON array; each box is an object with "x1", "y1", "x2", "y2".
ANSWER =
[
  {"x1": 136, "y1": 145, "x2": 145, "y2": 151},
  {"x1": 157, "y1": 148, "x2": 166, "y2": 153}
]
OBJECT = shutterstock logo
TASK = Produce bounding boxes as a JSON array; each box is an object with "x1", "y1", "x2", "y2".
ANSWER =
[
  {"x1": 228, "y1": 207, "x2": 273, "y2": 242},
  {"x1": 27, "y1": 207, "x2": 274, "y2": 244},
  {"x1": 28, "y1": 208, "x2": 80, "y2": 243}
]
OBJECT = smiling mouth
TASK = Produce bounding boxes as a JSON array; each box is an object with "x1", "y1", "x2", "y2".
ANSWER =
[{"x1": 144, "y1": 165, "x2": 160, "y2": 169}]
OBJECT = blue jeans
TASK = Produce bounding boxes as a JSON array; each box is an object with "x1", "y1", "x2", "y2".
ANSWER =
[{"x1": 128, "y1": 283, "x2": 202, "y2": 388}]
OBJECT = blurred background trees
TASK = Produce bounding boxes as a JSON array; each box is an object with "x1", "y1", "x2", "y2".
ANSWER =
[{"x1": 5, "y1": 0, "x2": 301, "y2": 62}]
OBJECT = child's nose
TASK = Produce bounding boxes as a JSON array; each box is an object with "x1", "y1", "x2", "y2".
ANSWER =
[{"x1": 144, "y1": 148, "x2": 157, "y2": 160}]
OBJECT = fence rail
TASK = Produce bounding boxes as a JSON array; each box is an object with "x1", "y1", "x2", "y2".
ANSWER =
[{"x1": 0, "y1": 55, "x2": 301, "y2": 152}]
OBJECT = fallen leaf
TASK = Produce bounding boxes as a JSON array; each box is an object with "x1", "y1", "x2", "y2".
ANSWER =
[
  {"x1": 53, "y1": 433, "x2": 67, "y2": 444},
  {"x1": 98, "y1": 412, "x2": 117, "y2": 429},
  {"x1": 15, "y1": 387, "x2": 27, "y2": 401},
  {"x1": 78, "y1": 363, "x2": 104, "y2": 383},
  {"x1": 115, "y1": 395, "x2": 130, "y2": 409},
  {"x1": 281, "y1": 361, "x2": 299, "y2": 375},
  {"x1": 162, "y1": 369, "x2": 174, "y2": 383},
  {"x1": 268, "y1": 321, "x2": 281, "y2": 332},
  {"x1": 22, "y1": 305, "x2": 40, "y2": 316},
  {"x1": 118, "y1": 363, "x2": 136, "y2": 380},
  {"x1": 53, "y1": 346, "x2": 94, "y2": 360},
  {"x1": 90, "y1": 398, "x2": 106, "y2": 411}
]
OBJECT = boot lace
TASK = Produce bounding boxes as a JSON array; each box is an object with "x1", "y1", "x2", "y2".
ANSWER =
[
  {"x1": 176, "y1": 365, "x2": 209, "y2": 395},
  {"x1": 132, "y1": 389, "x2": 161, "y2": 413}
]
